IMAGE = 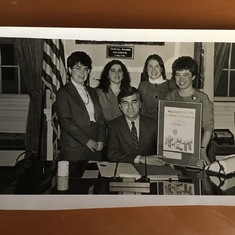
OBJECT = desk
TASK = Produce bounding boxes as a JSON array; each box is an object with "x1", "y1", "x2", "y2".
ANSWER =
[
  {"x1": 1, "y1": 163, "x2": 235, "y2": 235},
  {"x1": 51, "y1": 162, "x2": 210, "y2": 196},
  {"x1": 1, "y1": 161, "x2": 235, "y2": 195}
]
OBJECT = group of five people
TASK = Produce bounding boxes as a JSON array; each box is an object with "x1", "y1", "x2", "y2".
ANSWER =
[{"x1": 56, "y1": 50, "x2": 214, "y2": 175}]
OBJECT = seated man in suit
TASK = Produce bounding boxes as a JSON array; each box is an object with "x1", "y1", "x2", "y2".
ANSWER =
[{"x1": 107, "y1": 86, "x2": 165, "y2": 165}]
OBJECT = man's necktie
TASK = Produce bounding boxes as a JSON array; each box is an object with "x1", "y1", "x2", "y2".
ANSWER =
[{"x1": 131, "y1": 121, "x2": 139, "y2": 149}]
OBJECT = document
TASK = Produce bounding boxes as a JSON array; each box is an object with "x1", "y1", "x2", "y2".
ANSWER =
[
  {"x1": 97, "y1": 161, "x2": 141, "y2": 179},
  {"x1": 134, "y1": 164, "x2": 180, "y2": 181},
  {"x1": 82, "y1": 170, "x2": 99, "y2": 179}
]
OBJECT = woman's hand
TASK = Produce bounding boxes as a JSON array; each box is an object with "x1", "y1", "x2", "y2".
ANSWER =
[
  {"x1": 196, "y1": 148, "x2": 210, "y2": 169},
  {"x1": 96, "y1": 142, "x2": 104, "y2": 151},
  {"x1": 86, "y1": 139, "x2": 98, "y2": 152}
]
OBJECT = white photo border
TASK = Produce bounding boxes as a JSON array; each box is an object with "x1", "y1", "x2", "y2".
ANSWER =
[{"x1": 0, "y1": 27, "x2": 235, "y2": 210}]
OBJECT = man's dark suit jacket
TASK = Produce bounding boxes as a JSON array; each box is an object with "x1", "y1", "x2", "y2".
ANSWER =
[
  {"x1": 56, "y1": 81, "x2": 106, "y2": 161},
  {"x1": 107, "y1": 114, "x2": 157, "y2": 163}
]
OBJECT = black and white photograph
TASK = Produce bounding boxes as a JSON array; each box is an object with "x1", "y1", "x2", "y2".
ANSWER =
[{"x1": 0, "y1": 27, "x2": 235, "y2": 210}]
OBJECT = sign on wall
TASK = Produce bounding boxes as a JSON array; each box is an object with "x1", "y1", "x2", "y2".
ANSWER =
[{"x1": 106, "y1": 45, "x2": 134, "y2": 59}]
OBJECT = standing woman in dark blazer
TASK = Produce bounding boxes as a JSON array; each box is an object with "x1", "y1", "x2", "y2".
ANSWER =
[{"x1": 56, "y1": 51, "x2": 106, "y2": 168}]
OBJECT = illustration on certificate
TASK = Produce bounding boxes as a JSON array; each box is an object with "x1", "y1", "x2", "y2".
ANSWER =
[{"x1": 163, "y1": 107, "x2": 196, "y2": 154}]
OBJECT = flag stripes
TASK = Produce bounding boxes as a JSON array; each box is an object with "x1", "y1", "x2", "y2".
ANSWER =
[
  {"x1": 42, "y1": 39, "x2": 66, "y2": 159},
  {"x1": 42, "y1": 39, "x2": 66, "y2": 98},
  {"x1": 194, "y1": 42, "x2": 204, "y2": 89},
  {"x1": 199, "y1": 43, "x2": 204, "y2": 88}
]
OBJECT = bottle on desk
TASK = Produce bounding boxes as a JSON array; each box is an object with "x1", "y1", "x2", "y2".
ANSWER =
[{"x1": 57, "y1": 161, "x2": 69, "y2": 191}]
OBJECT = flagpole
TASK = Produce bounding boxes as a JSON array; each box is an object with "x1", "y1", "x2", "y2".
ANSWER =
[{"x1": 37, "y1": 80, "x2": 46, "y2": 160}]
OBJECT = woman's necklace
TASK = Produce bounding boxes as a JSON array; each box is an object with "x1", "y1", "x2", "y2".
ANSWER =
[
  {"x1": 111, "y1": 87, "x2": 120, "y2": 96},
  {"x1": 113, "y1": 90, "x2": 120, "y2": 96},
  {"x1": 82, "y1": 87, "x2": 89, "y2": 105}
]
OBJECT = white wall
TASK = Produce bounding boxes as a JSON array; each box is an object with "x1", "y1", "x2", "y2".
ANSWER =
[{"x1": 64, "y1": 40, "x2": 194, "y2": 88}]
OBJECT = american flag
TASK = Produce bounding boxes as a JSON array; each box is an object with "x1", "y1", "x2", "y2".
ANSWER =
[
  {"x1": 42, "y1": 39, "x2": 66, "y2": 159},
  {"x1": 194, "y1": 42, "x2": 204, "y2": 89}
]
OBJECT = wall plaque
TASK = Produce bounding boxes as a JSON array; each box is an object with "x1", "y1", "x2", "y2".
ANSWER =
[{"x1": 106, "y1": 45, "x2": 134, "y2": 59}]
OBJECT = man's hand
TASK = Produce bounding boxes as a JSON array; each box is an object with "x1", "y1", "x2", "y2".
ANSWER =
[
  {"x1": 139, "y1": 155, "x2": 165, "y2": 166},
  {"x1": 86, "y1": 139, "x2": 98, "y2": 152}
]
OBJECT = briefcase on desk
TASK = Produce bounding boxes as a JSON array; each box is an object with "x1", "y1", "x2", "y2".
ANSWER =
[
  {"x1": 205, "y1": 154, "x2": 235, "y2": 176},
  {"x1": 213, "y1": 129, "x2": 234, "y2": 145},
  {"x1": 208, "y1": 174, "x2": 235, "y2": 192}
]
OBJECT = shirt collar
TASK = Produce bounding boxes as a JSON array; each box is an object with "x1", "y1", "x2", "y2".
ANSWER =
[
  {"x1": 149, "y1": 75, "x2": 166, "y2": 85},
  {"x1": 125, "y1": 115, "x2": 140, "y2": 127},
  {"x1": 71, "y1": 79, "x2": 85, "y2": 90}
]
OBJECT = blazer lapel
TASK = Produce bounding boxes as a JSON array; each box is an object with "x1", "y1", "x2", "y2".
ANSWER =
[
  {"x1": 138, "y1": 116, "x2": 145, "y2": 150},
  {"x1": 67, "y1": 82, "x2": 89, "y2": 119},
  {"x1": 67, "y1": 82, "x2": 84, "y2": 104},
  {"x1": 68, "y1": 82, "x2": 82, "y2": 103}
]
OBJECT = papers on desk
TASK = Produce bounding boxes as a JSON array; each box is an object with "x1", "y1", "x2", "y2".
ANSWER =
[
  {"x1": 134, "y1": 164, "x2": 180, "y2": 181},
  {"x1": 97, "y1": 162, "x2": 180, "y2": 181},
  {"x1": 81, "y1": 161, "x2": 100, "y2": 179},
  {"x1": 82, "y1": 170, "x2": 99, "y2": 179},
  {"x1": 97, "y1": 161, "x2": 141, "y2": 180}
]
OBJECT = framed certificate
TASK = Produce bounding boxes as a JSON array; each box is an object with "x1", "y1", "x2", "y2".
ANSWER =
[{"x1": 157, "y1": 100, "x2": 202, "y2": 168}]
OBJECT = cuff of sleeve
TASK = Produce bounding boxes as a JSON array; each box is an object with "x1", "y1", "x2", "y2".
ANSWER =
[{"x1": 134, "y1": 155, "x2": 142, "y2": 164}]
